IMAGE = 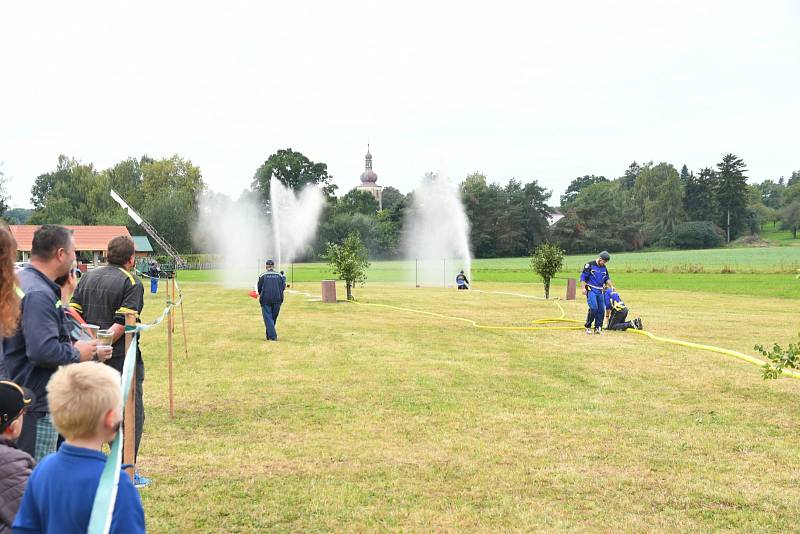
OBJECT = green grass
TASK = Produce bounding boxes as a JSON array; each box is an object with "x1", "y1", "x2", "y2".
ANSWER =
[
  {"x1": 176, "y1": 245, "x2": 800, "y2": 299},
  {"x1": 136, "y1": 278, "x2": 800, "y2": 532}
]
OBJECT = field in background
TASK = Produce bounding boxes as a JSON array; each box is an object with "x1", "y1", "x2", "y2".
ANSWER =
[
  {"x1": 176, "y1": 244, "x2": 800, "y2": 299},
  {"x1": 137, "y1": 279, "x2": 800, "y2": 532}
]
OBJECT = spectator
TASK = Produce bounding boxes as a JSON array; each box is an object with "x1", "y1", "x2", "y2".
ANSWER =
[
  {"x1": 2, "y1": 225, "x2": 107, "y2": 461},
  {"x1": 69, "y1": 235, "x2": 149, "y2": 487},
  {"x1": 13, "y1": 362, "x2": 145, "y2": 533},
  {"x1": 0, "y1": 380, "x2": 35, "y2": 534},
  {"x1": 0, "y1": 224, "x2": 21, "y2": 378}
]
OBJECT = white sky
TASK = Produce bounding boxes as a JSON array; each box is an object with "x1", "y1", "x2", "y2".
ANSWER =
[{"x1": 1, "y1": 1, "x2": 798, "y2": 209}]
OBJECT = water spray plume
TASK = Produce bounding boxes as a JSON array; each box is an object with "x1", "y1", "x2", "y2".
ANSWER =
[
  {"x1": 403, "y1": 171, "x2": 472, "y2": 287},
  {"x1": 195, "y1": 180, "x2": 324, "y2": 288}
]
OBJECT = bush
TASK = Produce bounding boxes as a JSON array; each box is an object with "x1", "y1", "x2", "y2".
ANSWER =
[{"x1": 667, "y1": 221, "x2": 724, "y2": 249}]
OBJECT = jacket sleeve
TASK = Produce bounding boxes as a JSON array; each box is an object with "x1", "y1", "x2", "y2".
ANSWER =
[
  {"x1": 110, "y1": 472, "x2": 146, "y2": 533},
  {"x1": 9, "y1": 465, "x2": 41, "y2": 533},
  {"x1": 0, "y1": 453, "x2": 34, "y2": 529},
  {"x1": 257, "y1": 275, "x2": 263, "y2": 295},
  {"x1": 579, "y1": 263, "x2": 591, "y2": 283},
  {"x1": 22, "y1": 291, "x2": 79, "y2": 368}
]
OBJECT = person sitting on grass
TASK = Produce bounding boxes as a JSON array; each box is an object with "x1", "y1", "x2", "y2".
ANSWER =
[
  {"x1": 13, "y1": 362, "x2": 145, "y2": 534},
  {"x1": 455, "y1": 270, "x2": 469, "y2": 290},
  {"x1": 603, "y1": 284, "x2": 643, "y2": 331},
  {"x1": 0, "y1": 380, "x2": 36, "y2": 533}
]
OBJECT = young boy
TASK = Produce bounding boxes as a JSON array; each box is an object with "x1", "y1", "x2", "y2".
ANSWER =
[
  {"x1": 604, "y1": 285, "x2": 643, "y2": 331},
  {"x1": 13, "y1": 362, "x2": 145, "y2": 533},
  {"x1": 0, "y1": 380, "x2": 36, "y2": 533}
]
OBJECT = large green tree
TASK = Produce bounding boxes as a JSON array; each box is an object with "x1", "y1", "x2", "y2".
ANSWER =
[
  {"x1": 683, "y1": 167, "x2": 716, "y2": 222},
  {"x1": 252, "y1": 148, "x2": 337, "y2": 204},
  {"x1": 560, "y1": 174, "x2": 608, "y2": 206},
  {"x1": 714, "y1": 153, "x2": 749, "y2": 242}
]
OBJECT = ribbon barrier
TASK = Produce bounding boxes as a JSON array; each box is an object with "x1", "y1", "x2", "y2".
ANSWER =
[
  {"x1": 348, "y1": 289, "x2": 800, "y2": 379},
  {"x1": 87, "y1": 279, "x2": 184, "y2": 534}
]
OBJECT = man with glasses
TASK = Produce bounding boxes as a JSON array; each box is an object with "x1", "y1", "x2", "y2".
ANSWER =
[{"x1": 1, "y1": 225, "x2": 107, "y2": 460}]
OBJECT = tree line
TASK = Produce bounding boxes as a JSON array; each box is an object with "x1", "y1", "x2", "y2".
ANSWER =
[{"x1": 2, "y1": 150, "x2": 798, "y2": 259}]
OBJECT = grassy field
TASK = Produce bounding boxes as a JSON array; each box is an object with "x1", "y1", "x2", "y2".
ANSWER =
[
  {"x1": 177, "y1": 243, "x2": 800, "y2": 299},
  {"x1": 135, "y1": 274, "x2": 800, "y2": 532}
]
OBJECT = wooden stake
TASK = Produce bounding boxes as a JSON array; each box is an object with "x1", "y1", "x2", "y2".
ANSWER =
[
  {"x1": 123, "y1": 313, "x2": 137, "y2": 482},
  {"x1": 168, "y1": 278, "x2": 175, "y2": 419},
  {"x1": 177, "y1": 272, "x2": 189, "y2": 359}
]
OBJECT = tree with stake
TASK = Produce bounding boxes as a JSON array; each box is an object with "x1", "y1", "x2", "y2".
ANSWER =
[
  {"x1": 324, "y1": 232, "x2": 370, "y2": 301},
  {"x1": 530, "y1": 243, "x2": 565, "y2": 299}
]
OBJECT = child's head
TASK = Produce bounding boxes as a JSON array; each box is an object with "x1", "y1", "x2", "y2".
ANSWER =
[
  {"x1": 47, "y1": 362, "x2": 122, "y2": 442},
  {"x1": 0, "y1": 380, "x2": 34, "y2": 442}
]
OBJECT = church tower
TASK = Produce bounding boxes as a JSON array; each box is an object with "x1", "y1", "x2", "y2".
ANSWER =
[{"x1": 356, "y1": 144, "x2": 383, "y2": 210}]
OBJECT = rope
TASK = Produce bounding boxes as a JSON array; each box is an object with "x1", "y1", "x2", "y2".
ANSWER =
[{"x1": 348, "y1": 290, "x2": 799, "y2": 379}]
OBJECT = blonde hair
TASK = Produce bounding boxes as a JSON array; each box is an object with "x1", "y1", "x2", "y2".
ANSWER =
[{"x1": 47, "y1": 362, "x2": 122, "y2": 440}]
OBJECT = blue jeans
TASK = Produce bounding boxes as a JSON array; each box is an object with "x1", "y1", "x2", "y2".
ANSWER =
[
  {"x1": 585, "y1": 290, "x2": 605, "y2": 329},
  {"x1": 261, "y1": 302, "x2": 281, "y2": 340},
  {"x1": 150, "y1": 277, "x2": 158, "y2": 294}
]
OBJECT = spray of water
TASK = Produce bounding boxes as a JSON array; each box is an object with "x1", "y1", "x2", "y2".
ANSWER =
[
  {"x1": 195, "y1": 179, "x2": 325, "y2": 288},
  {"x1": 403, "y1": 172, "x2": 472, "y2": 287}
]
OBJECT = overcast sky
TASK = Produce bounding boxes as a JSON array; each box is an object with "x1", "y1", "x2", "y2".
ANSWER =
[{"x1": 1, "y1": 1, "x2": 798, "y2": 209}]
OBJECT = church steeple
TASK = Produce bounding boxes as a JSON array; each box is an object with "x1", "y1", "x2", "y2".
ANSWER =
[{"x1": 360, "y1": 143, "x2": 378, "y2": 184}]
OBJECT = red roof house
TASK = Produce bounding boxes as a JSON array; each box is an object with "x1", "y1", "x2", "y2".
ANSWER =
[{"x1": 10, "y1": 225, "x2": 132, "y2": 264}]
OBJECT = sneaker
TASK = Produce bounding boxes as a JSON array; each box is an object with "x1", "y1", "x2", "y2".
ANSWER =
[
  {"x1": 585, "y1": 327, "x2": 593, "y2": 335},
  {"x1": 636, "y1": 318, "x2": 643, "y2": 330},
  {"x1": 594, "y1": 327, "x2": 604, "y2": 335},
  {"x1": 133, "y1": 472, "x2": 151, "y2": 488}
]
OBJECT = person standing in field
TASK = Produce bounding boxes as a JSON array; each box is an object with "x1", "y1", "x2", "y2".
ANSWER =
[
  {"x1": 257, "y1": 259, "x2": 286, "y2": 341},
  {"x1": 69, "y1": 235, "x2": 149, "y2": 487},
  {"x1": 580, "y1": 251, "x2": 611, "y2": 335}
]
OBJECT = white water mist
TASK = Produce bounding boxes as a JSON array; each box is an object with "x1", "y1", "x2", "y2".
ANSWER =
[
  {"x1": 195, "y1": 180, "x2": 325, "y2": 288},
  {"x1": 403, "y1": 172, "x2": 472, "y2": 287}
]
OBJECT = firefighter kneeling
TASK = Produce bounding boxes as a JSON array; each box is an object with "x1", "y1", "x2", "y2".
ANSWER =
[{"x1": 604, "y1": 284, "x2": 643, "y2": 331}]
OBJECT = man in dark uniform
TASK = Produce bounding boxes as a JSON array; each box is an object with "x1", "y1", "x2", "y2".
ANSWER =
[
  {"x1": 69, "y1": 235, "x2": 149, "y2": 487},
  {"x1": 455, "y1": 270, "x2": 470, "y2": 290},
  {"x1": 603, "y1": 285, "x2": 643, "y2": 331},
  {"x1": 580, "y1": 251, "x2": 611, "y2": 334},
  {"x1": 257, "y1": 259, "x2": 286, "y2": 341}
]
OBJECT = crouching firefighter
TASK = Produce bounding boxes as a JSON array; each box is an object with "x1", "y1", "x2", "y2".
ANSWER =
[
  {"x1": 580, "y1": 251, "x2": 611, "y2": 334},
  {"x1": 604, "y1": 285, "x2": 643, "y2": 331}
]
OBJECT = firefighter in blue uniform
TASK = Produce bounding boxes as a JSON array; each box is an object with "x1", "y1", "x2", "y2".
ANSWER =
[
  {"x1": 256, "y1": 259, "x2": 286, "y2": 341},
  {"x1": 580, "y1": 251, "x2": 611, "y2": 334},
  {"x1": 603, "y1": 285, "x2": 642, "y2": 331}
]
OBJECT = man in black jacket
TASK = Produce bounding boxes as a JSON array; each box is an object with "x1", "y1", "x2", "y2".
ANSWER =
[
  {"x1": 1, "y1": 225, "x2": 101, "y2": 460},
  {"x1": 257, "y1": 259, "x2": 286, "y2": 341}
]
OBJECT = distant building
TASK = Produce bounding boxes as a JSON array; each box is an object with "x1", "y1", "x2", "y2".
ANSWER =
[
  {"x1": 10, "y1": 225, "x2": 133, "y2": 266},
  {"x1": 131, "y1": 236, "x2": 154, "y2": 257},
  {"x1": 356, "y1": 144, "x2": 383, "y2": 210},
  {"x1": 547, "y1": 208, "x2": 564, "y2": 226}
]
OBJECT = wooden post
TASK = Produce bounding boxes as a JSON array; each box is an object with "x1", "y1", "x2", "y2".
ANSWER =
[
  {"x1": 176, "y1": 272, "x2": 189, "y2": 359},
  {"x1": 123, "y1": 313, "x2": 137, "y2": 482},
  {"x1": 566, "y1": 278, "x2": 577, "y2": 300},
  {"x1": 168, "y1": 278, "x2": 175, "y2": 419}
]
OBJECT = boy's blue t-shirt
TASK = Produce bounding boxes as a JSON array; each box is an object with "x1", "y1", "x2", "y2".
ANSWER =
[{"x1": 13, "y1": 443, "x2": 145, "y2": 534}]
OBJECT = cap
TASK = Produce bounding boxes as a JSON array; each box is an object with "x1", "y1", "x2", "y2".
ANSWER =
[
  {"x1": 598, "y1": 251, "x2": 610, "y2": 261},
  {"x1": 265, "y1": 259, "x2": 275, "y2": 266},
  {"x1": 0, "y1": 381, "x2": 35, "y2": 433}
]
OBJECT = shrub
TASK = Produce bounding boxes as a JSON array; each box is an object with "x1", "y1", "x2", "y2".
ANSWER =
[{"x1": 667, "y1": 221, "x2": 724, "y2": 249}]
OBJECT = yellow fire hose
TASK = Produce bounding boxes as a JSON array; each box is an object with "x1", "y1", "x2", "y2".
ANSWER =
[{"x1": 348, "y1": 291, "x2": 800, "y2": 379}]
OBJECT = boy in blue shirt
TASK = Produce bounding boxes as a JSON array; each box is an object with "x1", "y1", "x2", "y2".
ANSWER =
[
  {"x1": 580, "y1": 251, "x2": 611, "y2": 334},
  {"x1": 13, "y1": 362, "x2": 145, "y2": 534},
  {"x1": 604, "y1": 285, "x2": 643, "y2": 331}
]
